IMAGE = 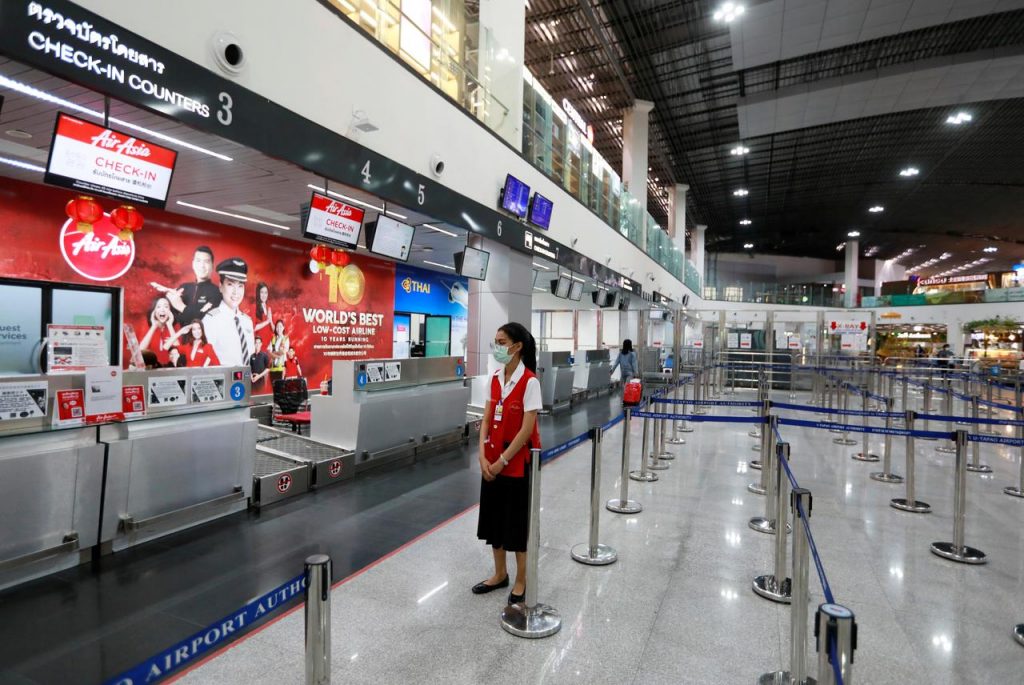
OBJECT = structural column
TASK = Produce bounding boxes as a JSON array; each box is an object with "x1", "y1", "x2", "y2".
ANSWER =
[
  {"x1": 467, "y1": 237, "x2": 534, "y2": 376},
  {"x1": 691, "y1": 224, "x2": 707, "y2": 294},
  {"x1": 844, "y1": 239, "x2": 859, "y2": 308},
  {"x1": 669, "y1": 183, "x2": 688, "y2": 271},
  {"x1": 622, "y1": 100, "x2": 655, "y2": 250}
]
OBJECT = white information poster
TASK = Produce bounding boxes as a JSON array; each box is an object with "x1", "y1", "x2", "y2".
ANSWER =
[
  {"x1": 47, "y1": 324, "x2": 109, "y2": 373},
  {"x1": 366, "y1": 363, "x2": 385, "y2": 384},
  {"x1": 788, "y1": 337, "x2": 802, "y2": 349},
  {"x1": 727, "y1": 333, "x2": 739, "y2": 349},
  {"x1": 0, "y1": 381, "x2": 48, "y2": 421},
  {"x1": 190, "y1": 374, "x2": 226, "y2": 403},
  {"x1": 84, "y1": 366, "x2": 123, "y2": 418},
  {"x1": 149, "y1": 376, "x2": 188, "y2": 406},
  {"x1": 840, "y1": 333, "x2": 867, "y2": 352},
  {"x1": 384, "y1": 362, "x2": 402, "y2": 382},
  {"x1": 740, "y1": 333, "x2": 752, "y2": 349}
]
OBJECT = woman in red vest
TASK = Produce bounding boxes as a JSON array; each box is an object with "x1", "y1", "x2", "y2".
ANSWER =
[{"x1": 472, "y1": 322, "x2": 542, "y2": 605}]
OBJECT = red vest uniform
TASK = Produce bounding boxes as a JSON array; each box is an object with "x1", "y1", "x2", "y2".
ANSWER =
[{"x1": 485, "y1": 371, "x2": 541, "y2": 478}]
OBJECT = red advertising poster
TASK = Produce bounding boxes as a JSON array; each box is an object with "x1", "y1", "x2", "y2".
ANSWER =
[
  {"x1": 45, "y1": 113, "x2": 178, "y2": 208},
  {"x1": 122, "y1": 385, "x2": 146, "y2": 418},
  {"x1": 0, "y1": 178, "x2": 395, "y2": 391},
  {"x1": 53, "y1": 389, "x2": 85, "y2": 427}
]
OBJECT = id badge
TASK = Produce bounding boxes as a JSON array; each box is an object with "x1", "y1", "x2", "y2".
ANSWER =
[{"x1": 494, "y1": 402, "x2": 503, "y2": 422}]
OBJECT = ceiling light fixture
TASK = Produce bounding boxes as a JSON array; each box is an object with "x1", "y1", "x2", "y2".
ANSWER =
[
  {"x1": 532, "y1": 262, "x2": 551, "y2": 270},
  {"x1": 743, "y1": 242, "x2": 754, "y2": 249},
  {"x1": 385, "y1": 209, "x2": 408, "y2": 220},
  {"x1": 868, "y1": 205, "x2": 884, "y2": 213},
  {"x1": 730, "y1": 145, "x2": 750, "y2": 156},
  {"x1": 946, "y1": 112, "x2": 972, "y2": 125},
  {"x1": 421, "y1": 223, "x2": 458, "y2": 238},
  {"x1": 713, "y1": 2, "x2": 746, "y2": 23},
  {"x1": 983, "y1": 246, "x2": 998, "y2": 253},
  {"x1": 0, "y1": 75, "x2": 234, "y2": 161},
  {"x1": 847, "y1": 230, "x2": 861, "y2": 238},
  {"x1": 739, "y1": 219, "x2": 752, "y2": 225},
  {"x1": 422, "y1": 259, "x2": 456, "y2": 271},
  {"x1": 899, "y1": 167, "x2": 919, "y2": 177},
  {"x1": 0, "y1": 155, "x2": 46, "y2": 173},
  {"x1": 176, "y1": 201, "x2": 291, "y2": 230},
  {"x1": 733, "y1": 188, "x2": 749, "y2": 196}
]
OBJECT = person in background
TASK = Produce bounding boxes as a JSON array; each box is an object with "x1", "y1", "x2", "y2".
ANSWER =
[
  {"x1": 610, "y1": 338, "x2": 638, "y2": 383},
  {"x1": 253, "y1": 282, "x2": 274, "y2": 348},
  {"x1": 936, "y1": 343, "x2": 955, "y2": 369},
  {"x1": 283, "y1": 347, "x2": 303, "y2": 379},
  {"x1": 138, "y1": 296, "x2": 178, "y2": 366},
  {"x1": 269, "y1": 319, "x2": 289, "y2": 382},
  {"x1": 250, "y1": 336, "x2": 272, "y2": 394},
  {"x1": 165, "y1": 320, "x2": 219, "y2": 367},
  {"x1": 150, "y1": 246, "x2": 222, "y2": 327},
  {"x1": 473, "y1": 322, "x2": 541, "y2": 607},
  {"x1": 914, "y1": 344, "x2": 926, "y2": 359},
  {"x1": 202, "y1": 258, "x2": 255, "y2": 367}
]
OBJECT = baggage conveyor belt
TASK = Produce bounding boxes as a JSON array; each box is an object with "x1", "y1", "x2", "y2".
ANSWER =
[{"x1": 252, "y1": 426, "x2": 355, "y2": 507}]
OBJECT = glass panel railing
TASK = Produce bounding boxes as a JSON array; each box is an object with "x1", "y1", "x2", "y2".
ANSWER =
[
  {"x1": 702, "y1": 281, "x2": 845, "y2": 307},
  {"x1": 863, "y1": 287, "x2": 1024, "y2": 307}
]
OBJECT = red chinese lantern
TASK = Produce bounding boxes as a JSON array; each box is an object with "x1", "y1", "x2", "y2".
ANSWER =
[
  {"x1": 110, "y1": 205, "x2": 144, "y2": 241},
  {"x1": 65, "y1": 195, "x2": 103, "y2": 234},
  {"x1": 309, "y1": 245, "x2": 329, "y2": 272},
  {"x1": 331, "y1": 249, "x2": 349, "y2": 267}
]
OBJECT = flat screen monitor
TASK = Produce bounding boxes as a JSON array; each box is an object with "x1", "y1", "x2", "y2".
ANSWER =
[
  {"x1": 552, "y1": 274, "x2": 571, "y2": 299},
  {"x1": 302, "y1": 191, "x2": 364, "y2": 249},
  {"x1": 45, "y1": 112, "x2": 177, "y2": 208},
  {"x1": 569, "y1": 279, "x2": 584, "y2": 302},
  {"x1": 454, "y1": 247, "x2": 490, "y2": 281},
  {"x1": 528, "y1": 193, "x2": 553, "y2": 229},
  {"x1": 366, "y1": 216, "x2": 415, "y2": 262},
  {"x1": 500, "y1": 174, "x2": 530, "y2": 218}
]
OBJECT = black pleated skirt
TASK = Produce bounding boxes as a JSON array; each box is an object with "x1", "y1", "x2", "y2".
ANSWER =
[{"x1": 477, "y1": 472, "x2": 530, "y2": 552}]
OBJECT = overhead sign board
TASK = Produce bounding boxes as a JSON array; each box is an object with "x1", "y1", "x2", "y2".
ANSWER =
[
  {"x1": 918, "y1": 274, "x2": 987, "y2": 287},
  {"x1": 302, "y1": 191, "x2": 364, "y2": 249}
]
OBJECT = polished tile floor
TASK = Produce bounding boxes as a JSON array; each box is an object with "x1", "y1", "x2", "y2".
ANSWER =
[{"x1": 174, "y1": 389, "x2": 1024, "y2": 685}]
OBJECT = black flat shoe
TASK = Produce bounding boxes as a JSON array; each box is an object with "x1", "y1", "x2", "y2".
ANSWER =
[
  {"x1": 471, "y1": 576, "x2": 509, "y2": 594},
  {"x1": 508, "y1": 590, "x2": 525, "y2": 605}
]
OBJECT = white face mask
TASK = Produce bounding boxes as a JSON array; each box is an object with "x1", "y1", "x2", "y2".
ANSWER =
[{"x1": 493, "y1": 344, "x2": 513, "y2": 364}]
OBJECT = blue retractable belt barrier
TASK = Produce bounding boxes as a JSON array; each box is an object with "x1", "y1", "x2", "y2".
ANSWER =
[
  {"x1": 924, "y1": 413, "x2": 1024, "y2": 427},
  {"x1": 541, "y1": 431, "x2": 590, "y2": 462},
  {"x1": 104, "y1": 572, "x2": 308, "y2": 685},
  {"x1": 772, "y1": 401, "x2": 900, "y2": 419},
  {"x1": 630, "y1": 410, "x2": 764, "y2": 424},
  {"x1": 652, "y1": 398, "x2": 762, "y2": 407},
  {"x1": 966, "y1": 433, "x2": 1024, "y2": 447},
  {"x1": 778, "y1": 454, "x2": 836, "y2": 606},
  {"x1": 777, "y1": 416, "x2": 951, "y2": 441},
  {"x1": 601, "y1": 413, "x2": 625, "y2": 432},
  {"x1": 978, "y1": 398, "x2": 1020, "y2": 412}
]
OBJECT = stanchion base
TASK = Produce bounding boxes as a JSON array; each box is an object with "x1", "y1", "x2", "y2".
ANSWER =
[
  {"x1": 667, "y1": 436, "x2": 687, "y2": 445},
  {"x1": 677, "y1": 425, "x2": 695, "y2": 433},
  {"x1": 657, "y1": 451, "x2": 676, "y2": 460},
  {"x1": 891, "y1": 497, "x2": 931, "y2": 513},
  {"x1": 647, "y1": 460, "x2": 670, "y2": 471},
  {"x1": 752, "y1": 574, "x2": 792, "y2": 604},
  {"x1": 870, "y1": 471, "x2": 904, "y2": 483},
  {"x1": 852, "y1": 452, "x2": 881, "y2": 462},
  {"x1": 1014, "y1": 624, "x2": 1024, "y2": 647},
  {"x1": 758, "y1": 671, "x2": 816, "y2": 685},
  {"x1": 833, "y1": 437, "x2": 858, "y2": 446},
  {"x1": 829, "y1": 428, "x2": 843, "y2": 434},
  {"x1": 629, "y1": 471, "x2": 659, "y2": 482},
  {"x1": 571, "y1": 543, "x2": 618, "y2": 566},
  {"x1": 692, "y1": 409, "x2": 708, "y2": 416},
  {"x1": 936, "y1": 445, "x2": 957, "y2": 454},
  {"x1": 500, "y1": 603, "x2": 562, "y2": 638},
  {"x1": 1003, "y1": 486, "x2": 1024, "y2": 499},
  {"x1": 606, "y1": 498, "x2": 642, "y2": 514},
  {"x1": 747, "y1": 482, "x2": 767, "y2": 495},
  {"x1": 966, "y1": 464, "x2": 993, "y2": 473},
  {"x1": 749, "y1": 459, "x2": 762, "y2": 470},
  {"x1": 748, "y1": 430, "x2": 762, "y2": 439},
  {"x1": 752, "y1": 443, "x2": 762, "y2": 452},
  {"x1": 930, "y1": 542, "x2": 987, "y2": 565},
  {"x1": 748, "y1": 517, "x2": 791, "y2": 535}
]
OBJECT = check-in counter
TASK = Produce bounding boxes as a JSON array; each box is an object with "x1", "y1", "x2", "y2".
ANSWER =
[
  {"x1": 99, "y1": 367, "x2": 256, "y2": 552},
  {"x1": 310, "y1": 356, "x2": 470, "y2": 471},
  {"x1": 538, "y1": 351, "x2": 573, "y2": 412},
  {"x1": 573, "y1": 349, "x2": 612, "y2": 395}
]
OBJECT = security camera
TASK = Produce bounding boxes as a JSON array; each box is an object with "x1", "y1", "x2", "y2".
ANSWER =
[
  {"x1": 430, "y1": 154, "x2": 445, "y2": 178},
  {"x1": 211, "y1": 32, "x2": 245, "y2": 75},
  {"x1": 646, "y1": 272, "x2": 655, "y2": 281},
  {"x1": 571, "y1": 237, "x2": 579, "y2": 247}
]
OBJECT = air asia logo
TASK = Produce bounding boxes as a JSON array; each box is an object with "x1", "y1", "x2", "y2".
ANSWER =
[
  {"x1": 60, "y1": 213, "x2": 135, "y2": 281},
  {"x1": 89, "y1": 129, "x2": 153, "y2": 159},
  {"x1": 325, "y1": 200, "x2": 358, "y2": 219},
  {"x1": 401, "y1": 277, "x2": 430, "y2": 294}
]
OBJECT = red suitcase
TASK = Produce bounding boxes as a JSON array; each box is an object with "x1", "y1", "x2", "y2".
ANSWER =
[{"x1": 623, "y1": 379, "x2": 643, "y2": 406}]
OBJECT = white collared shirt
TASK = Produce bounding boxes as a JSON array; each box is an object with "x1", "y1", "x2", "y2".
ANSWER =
[
  {"x1": 202, "y1": 301, "x2": 254, "y2": 367},
  {"x1": 492, "y1": 361, "x2": 542, "y2": 412}
]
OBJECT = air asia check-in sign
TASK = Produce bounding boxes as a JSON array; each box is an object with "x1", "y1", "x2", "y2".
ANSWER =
[{"x1": 45, "y1": 113, "x2": 177, "y2": 208}]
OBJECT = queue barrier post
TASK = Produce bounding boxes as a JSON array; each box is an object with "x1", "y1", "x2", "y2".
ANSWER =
[
  {"x1": 1003, "y1": 409, "x2": 1024, "y2": 499},
  {"x1": 930, "y1": 431, "x2": 987, "y2": 565},
  {"x1": 901, "y1": 373, "x2": 909, "y2": 414},
  {"x1": 629, "y1": 415, "x2": 658, "y2": 483},
  {"x1": 752, "y1": 442, "x2": 792, "y2": 603},
  {"x1": 891, "y1": 410, "x2": 931, "y2": 513},
  {"x1": 668, "y1": 382, "x2": 687, "y2": 443},
  {"x1": 966, "y1": 396, "x2": 992, "y2": 474},
  {"x1": 647, "y1": 414, "x2": 670, "y2": 471},
  {"x1": 657, "y1": 407, "x2": 676, "y2": 460},
  {"x1": 750, "y1": 417, "x2": 789, "y2": 535},
  {"x1": 814, "y1": 603, "x2": 858, "y2": 685},
  {"x1": 677, "y1": 377, "x2": 695, "y2": 433},
  {"x1": 1015, "y1": 624, "x2": 1024, "y2": 647},
  {"x1": 748, "y1": 400, "x2": 770, "y2": 493},
  {"x1": 693, "y1": 369, "x2": 707, "y2": 415},
  {"x1": 852, "y1": 388, "x2": 880, "y2": 462},
  {"x1": 832, "y1": 383, "x2": 857, "y2": 445},
  {"x1": 304, "y1": 554, "x2": 332, "y2": 685},
  {"x1": 572, "y1": 426, "x2": 618, "y2": 566},
  {"x1": 936, "y1": 378, "x2": 957, "y2": 454},
  {"x1": 749, "y1": 374, "x2": 765, "y2": 440},
  {"x1": 984, "y1": 377, "x2": 995, "y2": 419},
  {"x1": 608, "y1": 408, "x2": 643, "y2": 512},
  {"x1": 501, "y1": 448, "x2": 562, "y2": 638},
  {"x1": 870, "y1": 397, "x2": 903, "y2": 484}
]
